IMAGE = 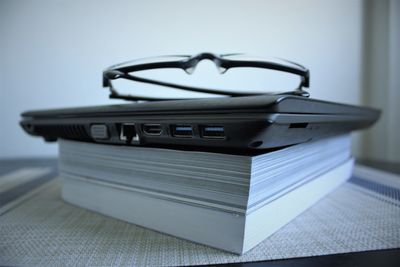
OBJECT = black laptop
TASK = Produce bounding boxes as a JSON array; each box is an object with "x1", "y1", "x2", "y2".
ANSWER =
[
  {"x1": 20, "y1": 94, "x2": 379, "y2": 151},
  {"x1": 20, "y1": 53, "x2": 380, "y2": 151}
]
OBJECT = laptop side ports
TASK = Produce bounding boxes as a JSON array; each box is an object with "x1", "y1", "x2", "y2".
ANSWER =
[
  {"x1": 119, "y1": 123, "x2": 139, "y2": 143},
  {"x1": 171, "y1": 124, "x2": 193, "y2": 138},
  {"x1": 200, "y1": 125, "x2": 225, "y2": 139}
]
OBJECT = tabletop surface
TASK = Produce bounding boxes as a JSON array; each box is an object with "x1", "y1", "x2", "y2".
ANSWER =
[{"x1": 0, "y1": 157, "x2": 399, "y2": 266}]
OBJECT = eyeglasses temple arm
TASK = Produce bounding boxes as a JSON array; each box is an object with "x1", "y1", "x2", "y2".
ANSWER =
[{"x1": 106, "y1": 71, "x2": 260, "y2": 97}]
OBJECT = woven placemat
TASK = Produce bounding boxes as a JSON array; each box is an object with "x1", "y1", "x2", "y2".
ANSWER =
[{"x1": 1, "y1": 168, "x2": 400, "y2": 266}]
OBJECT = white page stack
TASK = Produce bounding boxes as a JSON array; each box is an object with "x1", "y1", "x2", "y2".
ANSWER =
[{"x1": 59, "y1": 134, "x2": 353, "y2": 254}]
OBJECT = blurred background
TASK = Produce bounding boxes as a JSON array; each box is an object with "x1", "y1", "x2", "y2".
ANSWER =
[{"x1": 0, "y1": 0, "x2": 399, "y2": 161}]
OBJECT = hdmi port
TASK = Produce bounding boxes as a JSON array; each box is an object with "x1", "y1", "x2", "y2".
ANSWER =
[{"x1": 143, "y1": 124, "x2": 162, "y2": 136}]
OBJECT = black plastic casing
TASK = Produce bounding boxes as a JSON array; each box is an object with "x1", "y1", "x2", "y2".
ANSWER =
[{"x1": 20, "y1": 95, "x2": 380, "y2": 153}]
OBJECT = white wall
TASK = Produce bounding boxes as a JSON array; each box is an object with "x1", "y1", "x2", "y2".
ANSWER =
[{"x1": 0, "y1": 0, "x2": 363, "y2": 159}]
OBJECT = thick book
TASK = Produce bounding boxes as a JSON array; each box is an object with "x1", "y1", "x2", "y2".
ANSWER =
[{"x1": 59, "y1": 135, "x2": 353, "y2": 254}]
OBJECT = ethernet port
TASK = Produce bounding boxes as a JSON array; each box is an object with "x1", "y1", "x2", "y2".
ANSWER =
[{"x1": 119, "y1": 123, "x2": 139, "y2": 144}]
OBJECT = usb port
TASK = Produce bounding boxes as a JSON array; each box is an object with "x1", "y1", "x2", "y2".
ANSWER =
[
  {"x1": 143, "y1": 124, "x2": 162, "y2": 136},
  {"x1": 200, "y1": 126, "x2": 225, "y2": 139},
  {"x1": 171, "y1": 124, "x2": 193, "y2": 138},
  {"x1": 119, "y1": 123, "x2": 139, "y2": 143}
]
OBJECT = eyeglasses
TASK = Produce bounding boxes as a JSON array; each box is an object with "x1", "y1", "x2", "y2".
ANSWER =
[{"x1": 103, "y1": 52, "x2": 310, "y2": 101}]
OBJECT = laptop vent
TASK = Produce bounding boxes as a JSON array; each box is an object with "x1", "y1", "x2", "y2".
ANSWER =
[{"x1": 34, "y1": 124, "x2": 91, "y2": 140}]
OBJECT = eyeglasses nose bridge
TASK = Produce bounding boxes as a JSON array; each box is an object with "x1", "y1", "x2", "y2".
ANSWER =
[{"x1": 184, "y1": 53, "x2": 224, "y2": 74}]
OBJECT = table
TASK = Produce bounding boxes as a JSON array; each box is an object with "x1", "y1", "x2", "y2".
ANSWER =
[{"x1": 1, "y1": 158, "x2": 399, "y2": 266}]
